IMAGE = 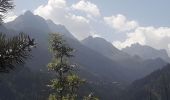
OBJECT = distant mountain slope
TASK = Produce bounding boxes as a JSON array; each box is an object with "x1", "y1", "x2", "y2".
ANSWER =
[
  {"x1": 123, "y1": 43, "x2": 170, "y2": 63},
  {"x1": 119, "y1": 64, "x2": 170, "y2": 100},
  {"x1": 82, "y1": 36, "x2": 167, "y2": 82},
  {"x1": 46, "y1": 20, "x2": 76, "y2": 40},
  {"x1": 82, "y1": 36, "x2": 130, "y2": 61}
]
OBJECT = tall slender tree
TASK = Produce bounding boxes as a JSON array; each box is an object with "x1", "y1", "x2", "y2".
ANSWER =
[{"x1": 48, "y1": 33, "x2": 84, "y2": 100}]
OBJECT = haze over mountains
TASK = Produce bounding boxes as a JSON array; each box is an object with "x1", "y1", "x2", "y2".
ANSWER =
[
  {"x1": 123, "y1": 43, "x2": 170, "y2": 63},
  {"x1": 1, "y1": 11, "x2": 170, "y2": 99},
  {"x1": 82, "y1": 36, "x2": 169, "y2": 80}
]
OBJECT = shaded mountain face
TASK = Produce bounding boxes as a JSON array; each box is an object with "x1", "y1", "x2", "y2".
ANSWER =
[
  {"x1": 123, "y1": 43, "x2": 170, "y2": 63},
  {"x1": 119, "y1": 64, "x2": 170, "y2": 100}
]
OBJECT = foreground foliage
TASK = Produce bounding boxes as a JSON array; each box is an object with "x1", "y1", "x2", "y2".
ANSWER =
[{"x1": 0, "y1": 33, "x2": 35, "y2": 72}]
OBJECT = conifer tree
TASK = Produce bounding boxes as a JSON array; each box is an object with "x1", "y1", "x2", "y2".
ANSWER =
[
  {"x1": 0, "y1": 33, "x2": 35, "y2": 72},
  {"x1": 48, "y1": 33, "x2": 84, "y2": 100}
]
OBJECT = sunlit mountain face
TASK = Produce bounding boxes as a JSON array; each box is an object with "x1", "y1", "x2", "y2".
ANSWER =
[{"x1": 1, "y1": 0, "x2": 170, "y2": 100}]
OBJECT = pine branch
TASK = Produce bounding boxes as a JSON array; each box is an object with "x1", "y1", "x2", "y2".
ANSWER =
[{"x1": 0, "y1": 33, "x2": 35, "y2": 73}]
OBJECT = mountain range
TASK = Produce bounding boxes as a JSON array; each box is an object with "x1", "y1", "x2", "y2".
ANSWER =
[
  {"x1": 81, "y1": 36, "x2": 169, "y2": 82},
  {"x1": 1, "y1": 11, "x2": 170, "y2": 99},
  {"x1": 123, "y1": 43, "x2": 170, "y2": 63}
]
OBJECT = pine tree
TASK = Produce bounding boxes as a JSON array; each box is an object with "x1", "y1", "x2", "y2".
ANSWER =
[
  {"x1": 0, "y1": 33, "x2": 35, "y2": 72},
  {"x1": 48, "y1": 33, "x2": 84, "y2": 100}
]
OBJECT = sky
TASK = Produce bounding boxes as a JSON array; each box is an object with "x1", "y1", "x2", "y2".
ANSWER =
[{"x1": 5, "y1": 0, "x2": 170, "y2": 55}]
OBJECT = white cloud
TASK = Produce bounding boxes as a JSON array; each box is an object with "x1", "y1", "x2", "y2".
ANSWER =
[
  {"x1": 65, "y1": 13, "x2": 91, "y2": 39},
  {"x1": 104, "y1": 14, "x2": 138, "y2": 32},
  {"x1": 4, "y1": 15, "x2": 17, "y2": 23},
  {"x1": 72, "y1": 0, "x2": 100, "y2": 17},
  {"x1": 4, "y1": 12, "x2": 17, "y2": 23},
  {"x1": 34, "y1": 0, "x2": 67, "y2": 22},
  {"x1": 168, "y1": 44, "x2": 170, "y2": 51},
  {"x1": 107, "y1": 15, "x2": 170, "y2": 55},
  {"x1": 92, "y1": 34, "x2": 101, "y2": 38},
  {"x1": 113, "y1": 26, "x2": 170, "y2": 55},
  {"x1": 34, "y1": 0, "x2": 91, "y2": 40},
  {"x1": 113, "y1": 31, "x2": 146, "y2": 49},
  {"x1": 66, "y1": 13, "x2": 89, "y2": 24},
  {"x1": 48, "y1": 0, "x2": 66, "y2": 8},
  {"x1": 90, "y1": 31, "x2": 102, "y2": 38}
]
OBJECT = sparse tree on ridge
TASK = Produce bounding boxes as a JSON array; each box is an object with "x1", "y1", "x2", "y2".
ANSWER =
[{"x1": 48, "y1": 33, "x2": 84, "y2": 100}]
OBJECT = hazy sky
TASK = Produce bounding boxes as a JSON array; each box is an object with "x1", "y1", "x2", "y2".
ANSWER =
[{"x1": 6, "y1": 0, "x2": 170, "y2": 54}]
